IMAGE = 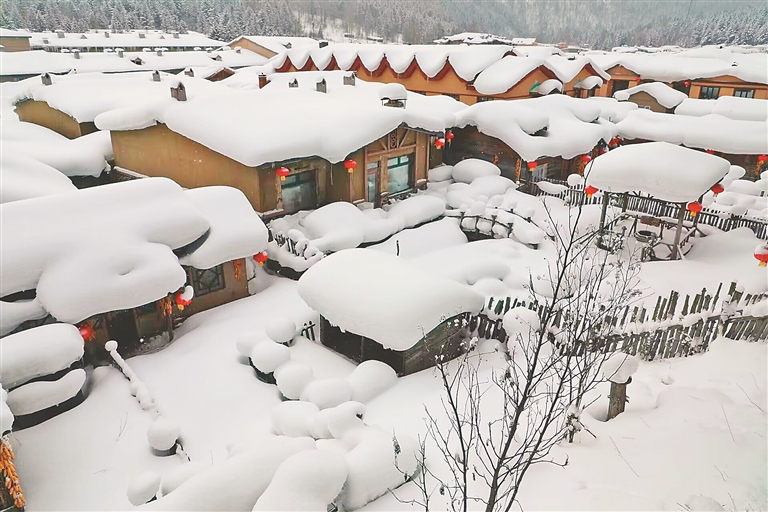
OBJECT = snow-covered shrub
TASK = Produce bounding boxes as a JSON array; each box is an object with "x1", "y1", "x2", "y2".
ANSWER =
[
  {"x1": 274, "y1": 361, "x2": 314, "y2": 400},
  {"x1": 299, "y1": 378, "x2": 353, "y2": 410},
  {"x1": 236, "y1": 334, "x2": 263, "y2": 358},
  {"x1": 452, "y1": 158, "x2": 501, "y2": 184},
  {"x1": 127, "y1": 471, "x2": 161, "y2": 506},
  {"x1": 160, "y1": 462, "x2": 206, "y2": 497},
  {"x1": 265, "y1": 318, "x2": 297, "y2": 344},
  {"x1": 271, "y1": 401, "x2": 320, "y2": 438},
  {"x1": 326, "y1": 401, "x2": 366, "y2": 440},
  {"x1": 250, "y1": 341, "x2": 290, "y2": 374},
  {"x1": 147, "y1": 416, "x2": 180, "y2": 452},
  {"x1": 346, "y1": 361, "x2": 397, "y2": 404},
  {"x1": 428, "y1": 164, "x2": 453, "y2": 182}
]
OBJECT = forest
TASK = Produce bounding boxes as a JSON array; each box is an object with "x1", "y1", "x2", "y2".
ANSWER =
[{"x1": 2, "y1": 0, "x2": 767, "y2": 49}]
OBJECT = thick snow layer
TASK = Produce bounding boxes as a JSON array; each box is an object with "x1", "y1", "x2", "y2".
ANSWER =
[
  {"x1": 613, "y1": 82, "x2": 687, "y2": 108},
  {"x1": 346, "y1": 360, "x2": 398, "y2": 404},
  {"x1": 299, "y1": 249, "x2": 484, "y2": 350},
  {"x1": 675, "y1": 96, "x2": 768, "y2": 122},
  {"x1": 601, "y1": 353, "x2": 640, "y2": 383},
  {"x1": 265, "y1": 318, "x2": 297, "y2": 343},
  {"x1": 0, "y1": 50, "x2": 141, "y2": 77},
  {"x1": 616, "y1": 109, "x2": 768, "y2": 155},
  {"x1": 159, "y1": 462, "x2": 207, "y2": 497},
  {"x1": 532, "y1": 78, "x2": 563, "y2": 95},
  {"x1": 178, "y1": 186, "x2": 268, "y2": 269},
  {"x1": 585, "y1": 142, "x2": 730, "y2": 203},
  {"x1": 428, "y1": 164, "x2": 454, "y2": 182},
  {"x1": 574, "y1": 75, "x2": 604, "y2": 90},
  {"x1": 453, "y1": 95, "x2": 615, "y2": 161},
  {"x1": 503, "y1": 306, "x2": 541, "y2": 339},
  {"x1": 0, "y1": 324, "x2": 84, "y2": 389},
  {"x1": 300, "y1": 378, "x2": 353, "y2": 410},
  {"x1": 547, "y1": 55, "x2": 610, "y2": 83},
  {"x1": 1, "y1": 178, "x2": 210, "y2": 324},
  {"x1": 250, "y1": 341, "x2": 291, "y2": 374},
  {"x1": 1, "y1": 390, "x2": 13, "y2": 435},
  {"x1": 147, "y1": 416, "x2": 180, "y2": 451},
  {"x1": 0, "y1": 120, "x2": 107, "y2": 177},
  {"x1": 272, "y1": 401, "x2": 320, "y2": 438},
  {"x1": 253, "y1": 449, "x2": 347, "y2": 511},
  {"x1": 0, "y1": 153, "x2": 76, "y2": 203},
  {"x1": 452, "y1": 158, "x2": 501, "y2": 183},
  {"x1": 473, "y1": 56, "x2": 554, "y2": 95},
  {"x1": 275, "y1": 361, "x2": 314, "y2": 400},
  {"x1": 127, "y1": 471, "x2": 161, "y2": 506},
  {"x1": 585, "y1": 96, "x2": 639, "y2": 123},
  {"x1": 369, "y1": 217, "x2": 468, "y2": 260},
  {"x1": 97, "y1": 71, "x2": 461, "y2": 168},
  {"x1": 6, "y1": 368, "x2": 86, "y2": 416},
  {"x1": 142, "y1": 436, "x2": 316, "y2": 511}
]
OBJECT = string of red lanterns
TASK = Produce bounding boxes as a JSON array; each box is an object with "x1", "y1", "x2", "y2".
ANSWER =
[{"x1": 174, "y1": 285, "x2": 194, "y2": 311}]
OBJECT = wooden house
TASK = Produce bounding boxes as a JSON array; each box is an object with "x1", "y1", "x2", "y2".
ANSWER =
[
  {"x1": 612, "y1": 82, "x2": 688, "y2": 113},
  {"x1": 297, "y1": 249, "x2": 485, "y2": 376},
  {"x1": 0, "y1": 29, "x2": 32, "y2": 53},
  {"x1": 226, "y1": 35, "x2": 320, "y2": 59}
]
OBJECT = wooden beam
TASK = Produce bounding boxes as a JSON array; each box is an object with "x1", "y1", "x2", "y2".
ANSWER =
[{"x1": 670, "y1": 203, "x2": 686, "y2": 260}]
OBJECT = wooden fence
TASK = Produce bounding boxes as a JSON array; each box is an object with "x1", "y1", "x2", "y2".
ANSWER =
[
  {"x1": 529, "y1": 180, "x2": 768, "y2": 240},
  {"x1": 470, "y1": 281, "x2": 768, "y2": 361}
]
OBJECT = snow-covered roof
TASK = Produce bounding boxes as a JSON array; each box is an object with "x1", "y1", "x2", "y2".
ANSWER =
[
  {"x1": 675, "y1": 96, "x2": 768, "y2": 122},
  {"x1": 472, "y1": 56, "x2": 559, "y2": 95},
  {"x1": 0, "y1": 50, "x2": 142, "y2": 76},
  {"x1": 0, "y1": 153, "x2": 76, "y2": 203},
  {"x1": 297, "y1": 248, "x2": 485, "y2": 351},
  {"x1": 545, "y1": 55, "x2": 610, "y2": 83},
  {"x1": 231, "y1": 36, "x2": 319, "y2": 55},
  {"x1": 0, "y1": 178, "x2": 267, "y2": 327},
  {"x1": 585, "y1": 97, "x2": 639, "y2": 123},
  {"x1": 96, "y1": 71, "x2": 464, "y2": 168},
  {"x1": 0, "y1": 28, "x2": 32, "y2": 39},
  {"x1": 452, "y1": 95, "x2": 615, "y2": 161},
  {"x1": 433, "y1": 33, "x2": 515, "y2": 45},
  {"x1": 585, "y1": 142, "x2": 730, "y2": 203},
  {"x1": 614, "y1": 82, "x2": 688, "y2": 109},
  {"x1": 15, "y1": 70, "x2": 224, "y2": 123},
  {"x1": 531, "y1": 79, "x2": 563, "y2": 95},
  {"x1": 29, "y1": 30, "x2": 224, "y2": 50},
  {"x1": 616, "y1": 109, "x2": 768, "y2": 155}
]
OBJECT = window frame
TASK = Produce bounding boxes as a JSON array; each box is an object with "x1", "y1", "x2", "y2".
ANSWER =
[
  {"x1": 190, "y1": 264, "x2": 226, "y2": 296},
  {"x1": 734, "y1": 88, "x2": 755, "y2": 98},
  {"x1": 699, "y1": 86, "x2": 720, "y2": 100}
]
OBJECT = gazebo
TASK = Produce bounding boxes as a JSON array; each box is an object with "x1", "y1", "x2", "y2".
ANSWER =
[{"x1": 585, "y1": 142, "x2": 731, "y2": 260}]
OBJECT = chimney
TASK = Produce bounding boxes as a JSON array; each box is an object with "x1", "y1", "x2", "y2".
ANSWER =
[
  {"x1": 138, "y1": 32, "x2": 146, "y2": 39},
  {"x1": 343, "y1": 73, "x2": 356, "y2": 86},
  {"x1": 319, "y1": 40, "x2": 329, "y2": 48},
  {"x1": 41, "y1": 73, "x2": 52, "y2": 86},
  {"x1": 184, "y1": 68, "x2": 194, "y2": 77},
  {"x1": 104, "y1": 31, "x2": 110, "y2": 38},
  {"x1": 285, "y1": 42, "x2": 292, "y2": 49},
  {"x1": 152, "y1": 70, "x2": 161, "y2": 82},
  {"x1": 206, "y1": 47, "x2": 212, "y2": 53},
  {"x1": 156, "y1": 48, "x2": 163, "y2": 56},
  {"x1": 316, "y1": 78, "x2": 327, "y2": 93},
  {"x1": 235, "y1": 47, "x2": 242, "y2": 53},
  {"x1": 56, "y1": 30, "x2": 65, "y2": 38},
  {"x1": 73, "y1": 49, "x2": 80, "y2": 59},
  {"x1": 170, "y1": 82, "x2": 187, "y2": 101},
  {"x1": 173, "y1": 32, "x2": 180, "y2": 39},
  {"x1": 288, "y1": 78, "x2": 298, "y2": 88},
  {"x1": 258, "y1": 73, "x2": 268, "y2": 89},
  {"x1": 117, "y1": 48, "x2": 124, "y2": 58}
]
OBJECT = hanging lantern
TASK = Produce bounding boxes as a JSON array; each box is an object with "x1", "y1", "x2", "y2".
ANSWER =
[
  {"x1": 757, "y1": 155, "x2": 768, "y2": 163},
  {"x1": 343, "y1": 159, "x2": 357, "y2": 174},
  {"x1": 705, "y1": 149, "x2": 715, "y2": 155},
  {"x1": 175, "y1": 285, "x2": 193, "y2": 310},
  {"x1": 609, "y1": 137, "x2": 621, "y2": 146},
  {"x1": 686, "y1": 201, "x2": 703, "y2": 217},
  {"x1": 755, "y1": 243, "x2": 768, "y2": 267},
  {"x1": 580, "y1": 154, "x2": 592, "y2": 164},
  {"x1": 599, "y1": 147, "x2": 608, "y2": 155},
  {"x1": 78, "y1": 323, "x2": 95, "y2": 341},
  {"x1": 710, "y1": 183, "x2": 725, "y2": 197},
  {"x1": 276, "y1": 167, "x2": 290, "y2": 181},
  {"x1": 434, "y1": 138, "x2": 445, "y2": 149},
  {"x1": 445, "y1": 131, "x2": 455, "y2": 142},
  {"x1": 684, "y1": 80, "x2": 691, "y2": 87},
  {"x1": 254, "y1": 251, "x2": 269, "y2": 266},
  {"x1": 584, "y1": 185, "x2": 599, "y2": 199},
  {"x1": 527, "y1": 161, "x2": 537, "y2": 171}
]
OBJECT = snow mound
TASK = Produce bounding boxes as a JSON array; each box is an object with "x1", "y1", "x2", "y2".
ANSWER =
[
  {"x1": 602, "y1": 353, "x2": 640, "y2": 383},
  {"x1": 614, "y1": 82, "x2": 687, "y2": 109},
  {"x1": 299, "y1": 378, "x2": 353, "y2": 410},
  {"x1": 0, "y1": 153, "x2": 76, "y2": 204},
  {"x1": 127, "y1": 471, "x2": 161, "y2": 506},
  {"x1": 272, "y1": 401, "x2": 320, "y2": 438},
  {"x1": 253, "y1": 449, "x2": 347, "y2": 511},
  {"x1": 275, "y1": 361, "x2": 314, "y2": 400},
  {"x1": 160, "y1": 462, "x2": 206, "y2": 497},
  {"x1": 0, "y1": 323, "x2": 84, "y2": 389},
  {"x1": 428, "y1": 164, "x2": 453, "y2": 182},
  {"x1": 1, "y1": 390, "x2": 13, "y2": 435},
  {"x1": 236, "y1": 333, "x2": 265, "y2": 358},
  {"x1": 251, "y1": 341, "x2": 291, "y2": 374},
  {"x1": 536, "y1": 181, "x2": 569, "y2": 195},
  {"x1": 684, "y1": 495, "x2": 725, "y2": 511},
  {"x1": 327, "y1": 401, "x2": 367, "y2": 439},
  {"x1": 452, "y1": 158, "x2": 501, "y2": 184},
  {"x1": 503, "y1": 307, "x2": 541, "y2": 339},
  {"x1": 147, "y1": 416, "x2": 180, "y2": 451},
  {"x1": 265, "y1": 317, "x2": 297, "y2": 343},
  {"x1": 5, "y1": 368, "x2": 85, "y2": 416},
  {"x1": 346, "y1": 361, "x2": 398, "y2": 404}
]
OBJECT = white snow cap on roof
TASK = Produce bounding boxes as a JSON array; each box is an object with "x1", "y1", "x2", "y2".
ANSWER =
[
  {"x1": 675, "y1": 96, "x2": 768, "y2": 122},
  {"x1": 378, "y1": 82, "x2": 407, "y2": 101},
  {"x1": 586, "y1": 142, "x2": 730, "y2": 203},
  {"x1": 0, "y1": 153, "x2": 76, "y2": 203},
  {"x1": 298, "y1": 248, "x2": 484, "y2": 351},
  {"x1": 233, "y1": 35, "x2": 319, "y2": 54},
  {"x1": 473, "y1": 56, "x2": 554, "y2": 95},
  {"x1": 573, "y1": 75, "x2": 604, "y2": 90},
  {"x1": 531, "y1": 79, "x2": 562, "y2": 95},
  {"x1": 613, "y1": 82, "x2": 687, "y2": 109}
]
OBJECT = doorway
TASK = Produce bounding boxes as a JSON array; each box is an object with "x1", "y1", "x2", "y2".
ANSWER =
[{"x1": 366, "y1": 160, "x2": 380, "y2": 206}]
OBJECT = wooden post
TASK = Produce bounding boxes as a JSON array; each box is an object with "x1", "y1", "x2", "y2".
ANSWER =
[
  {"x1": 670, "y1": 203, "x2": 686, "y2": 260},
  {"x1": 607, "y1": 376, "x2": 631, "y2": 420},
  {"x1": 598, "y1": 191, "x2": 609, "y2": 237}
]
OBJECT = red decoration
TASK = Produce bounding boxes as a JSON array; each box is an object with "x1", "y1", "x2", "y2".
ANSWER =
[
  {"x1": 175, "y1": 291, "x2": 192, "y2": 308},
  {"x1": 580, "y1": 154, "x2": 592, "y2": 164},
  {"x1": 343, "y1": 159, "x2": 357, "y2": 174},
  {"x1": 634, "y1": 77, "x2": 641, "y2": 82},
  {"x1": 599, "y1": 148, "x2": 608, "y2": 155},
  {"x1": 445, "y1": 131, "x2": 455, "y2": 141},
  {"x1": 686, "y1": 201, "x2": 703, "y2": 217},
  {"x1": 684, "y1": 80, "x2": 691, "y2": 87},
  {"x1": 755, "y1": 243, "x2": 768, "y2": 267},
  {"x1": 434, "y1": 138, "x2": 445, "y2": 149},
  {"x1": 609, "y1": 137, "x2": 621, "y2": 146},
  {"x1": 276, "y1": 167, "x2": 290, "y2": 181},
  {"x1": 758, "y1": 155, "x2": 768, "y2": 163},
  {"x1": 705, "y1": 149, "x2": 715, "y2": 155},
  {"x1": 78, "y1": 323, "x2": 95, "y2": 341},
  {"x1": 584, "y1": 185, "x2": 598, "y2": 199},
  {"x1": 527, "y1": 161, "x2": 537, "y2": 171},
  {"x1": 254, "y1": 251, "x2": 269, "y2": 266},
  {"x1": 710, "y1": 183, "x2": 724, "y2": 196}
]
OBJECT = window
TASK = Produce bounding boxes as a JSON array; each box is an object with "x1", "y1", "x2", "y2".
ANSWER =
[
  {"x1": 281, "y1": 171, "x2": 317, "y2": 213},
  {"x1": 699, "y1": 86, "x2": 720, "y2": 100},
  {"x1": 366, "y1": 161, "x2": 380, "y2": 204},
  {"x1": 477, "y1": 96, "x2": 494, "y2": 102},
  {"x1": 734, "y1": 89, "x2": 755, "y2": 98},
  {"x1": 530, "y1": 162, "x2": 549, "y2": 183},
  {"x1": 387, "y1": 154, "x2": 412, "y2": 195},
  {"x1": 611, "y1": 80, "x2": 629, "y2": 95},
  {"x1": 191, "y1": 265, "x2": 225, "y2": 296}
]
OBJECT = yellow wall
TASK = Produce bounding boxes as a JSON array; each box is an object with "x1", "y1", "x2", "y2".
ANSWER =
[
  {"x1": 0, "y1": 37, "x2": 31, "y2": 52},
  {"x1": 690, "y1": 75, "x2": 768, "y2": 99},
  {"x1": 228, "y1": 37, "x2": 277, "y2": 59},
  {"x1": 180, "y1": 260, "x2": 249, "y2": 317},
  {"x1": 624, "y1": 90, "x2": 669, "y2": 112},
  {"x1": 16, "y1": 99, "x2": 85, "y2": 139}
]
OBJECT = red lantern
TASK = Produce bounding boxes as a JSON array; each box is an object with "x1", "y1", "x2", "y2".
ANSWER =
[
  {"x1": 599, "y1": 148, "x2": 608, "y2": 155},
  {"x1": 445, "y1": 131, "x2": 455, "y2": 141},
  {"x1": 755, "y1": 243, "x2": 768, "y2": 267},
  {"x1": 705, "y1": 149, "x2": 715, "y2": 155},
  {"x1": 254, "y1": 251, "x2": 269, "y2": 266},
  {"x1": 527, "y1": 161, "x2": 537, "y2": 171},
  {"x1": 434, "y1": 138, "x2": 445, "y2": 149},
  {"x1": 686, "y1": 201, "x2": 703, "y2": 217},
  {"x1": 684, "y1": 80, "x2": 691, "y2": 87},
  {"x1": 758, "y1": 155, "x2": 768, "y2": 163},
  {"x1": 175, "y1": 285, "x2": 193, "y2": 311},
  {"x1": 343, "y1": 159, "x2": 357, "y2": 174},
  {"x1": 609, "y1": 137, "x2": 621, "y2": 146},
  {"x1": 634, "y1": 77, "x2": 641, "y2": 82},
  {"x1": 276, "y1": 167, "x2": 290, "y2": 181},
  {"x1": 584, "y1": 185, "x2": 598, "y2": 199},
  {"x1": 710, "y1": 183, "x2": 724, "y2": 196},
  {"x1": 581, "y1": 154, "x2": 592, "y2": 164},
  {"x1": 78, "y1": 323, "x2": 95, "y2": 341}
]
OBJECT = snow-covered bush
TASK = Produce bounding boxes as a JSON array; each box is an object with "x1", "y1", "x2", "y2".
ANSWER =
[
  {"x1": 127, "y1": 471, "x2": 161, "y2": 506},
  {"x1": 265, "y1": 318, "x2": 296, "y2": 344},
  {"x1": 346, "y1": 361, "x2": 398, "y2": 404},
  {"x1": 147, "y1": 416, "x2": 180, "y2": 452},
  {"x1": 299, "y1": 378, "x2": 353, "y2": 410},
  {"x1": 274, "y1": 361, "x2": 314, "y2": 400},
  {"x1": 250, "y1": 341, "x2": 290, "y2": 374},
  {"x1": 271, "y1": 401, "x2": 320, "y2": 438},
  {"x1": 452, "y1": 158, "x2": 501, "y2": 184}
]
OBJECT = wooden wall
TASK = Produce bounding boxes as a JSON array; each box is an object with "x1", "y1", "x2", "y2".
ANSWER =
[
  {"x1": 180, "y1": 259, "x2": 249, "y2": 317},
  {"x1": 16, "y1": 99, "x2": 86, "y2": 139},
  {"x1": 228, "y1": 37, "x2": 278, "y2": 59},
  {"x1": 0, "y1": 37, "x2": 31, "y2": 52},
  {"x1": 623, "y1": 90, "x2": 671, "y2": 112}
]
